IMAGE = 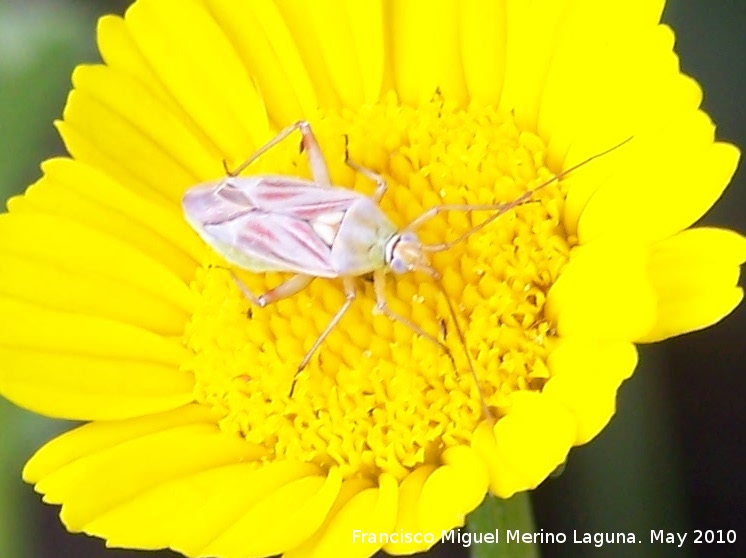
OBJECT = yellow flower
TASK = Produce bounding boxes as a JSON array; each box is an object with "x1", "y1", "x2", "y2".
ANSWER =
[{"x1": 2, "y1": 1, "x2": 744, "y2": 557}]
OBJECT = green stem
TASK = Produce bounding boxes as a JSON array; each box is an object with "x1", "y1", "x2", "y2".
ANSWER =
[{"x1": 466, "y1": 492, "x2": 540, "y2": 558}]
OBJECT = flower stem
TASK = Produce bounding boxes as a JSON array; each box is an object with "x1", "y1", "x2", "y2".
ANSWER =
[{"x1": 466, "y1": 492, "x2": 540, "y2": 558}]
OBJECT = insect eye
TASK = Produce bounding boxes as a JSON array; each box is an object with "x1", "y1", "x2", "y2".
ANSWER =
[{"x1": 391, "y1": 258, "x2": 408, "y2": 274}]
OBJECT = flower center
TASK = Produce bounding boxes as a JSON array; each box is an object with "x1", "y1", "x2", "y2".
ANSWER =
[{"x1": 183, "y1": 93, "x2": 570, "y2": 481}]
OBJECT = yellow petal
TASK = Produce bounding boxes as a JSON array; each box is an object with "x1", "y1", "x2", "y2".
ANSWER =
[
  {"x1": 472, "y1": 392, "x2": 576, "y2": 498},
  {"x1": 171, "y1": 461, "x2": 322, "y2": 556},
  {"x1": 271, "y1": 0, "x2": 386, "y2": 107},
  {"x1": 0, "y1": 297, "x2": 184, "y2": 364},
  {"x1": 501, "y1": 0, "x2": 665, "y2": 133},
  {"x1": 0, "y1": 295, "x2": 192, "y2": 421},
  {"x1": 493, "y1": 392, "x2": 576, "y2": 497},
  {"x1": 391, "y1": 0, "x2": 467, "y2": 107},
  {"x1": 54, "y1": 118, "x2": 158, "y2": 200},
  {"x1": 412, "y1": 446, "x2": 488, "y2": 533},
  {"x1": 497, "y1": 0, "x2": 563, "y2": 126},
  {"x1": 560, "y1": 25, "x2": 703, "y2": 230},
  {"x1": 85, "y1": 464, "x2": 255, "y2": 551},
  {"x1": 96, "y1": 15, "x2": 176, "y2": 113},
  {"x1": 125, "y1": 0, "x2": 269, "y2": 161},
  {"x1": 200, "y1": 468, "x2": 342, "y2": 558},
  {"x1": 0, "y1": 254, "x2": 185, "y2": 336},
  {"x1": 0, "y1": 315, "x2": 192, "y2": 420},
  {"x1": 23, "y1": 405, "x2": 219, "y2": 482},
  {"x1": 471, "y1": 422, "x2": 504, "y2": 494},
  {"x1": 460, "y1": 0, "x2": 507, "y2": 106},
  {"x1": 81, "y1": 15, "x2": 230, "y2": 181},
  {"x1": 273, "y1": 0, "x2": 361, "y2": 107},
  {"x1": 545, "y1": 20, "x2": 690, "y2": 172},
  {"x1": 0, "y1": 213, "x2": 194, "y2": 316},
  {"x1": 641, "y1": 227, "x2": 746, "y2": 341},
  {"x1": 545, "y1": 337, "x2": 638, "y2": 444},
  {"x1": 578, "y1": 129, "x2": 740, "y2": 245},
  {"x1": 287, "y1": 474, "x2": 398, "y2": 558},
  {"x1": 70, "y1": 65, "x2": 220, "y2": 192},
  {"x1": 94, "y1": 15, "x2": 223, "y2": 172},
  {"x1": 546, "y1": 239, "x2": 657, "y2": 340},
  {"x1": 33, "y1": 422, "x2": 263, "y2": 532},
  {"x1": 204, "y1": 0, "x2": 318, "y2": 124},
  {"x1": 389, "y1": 466, "x2": 438, "y2": 554},
  {"x1": 65, "y1": 453, "x2": 332, "y2": 553},
  {"x1": 9, "y1": 158, "x2": 202, "y2": 281},
  {"x1": 59, "y1": 89, "x2": 197, "y2": 201},
  {"x1": 343, "y1": 0, "x2": 385, "y2": 104}
]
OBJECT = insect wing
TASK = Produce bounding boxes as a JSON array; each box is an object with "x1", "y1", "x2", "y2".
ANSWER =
[
  {"x1": 242, "y1": 176, "x2": 360, "y2": 219},
  {"x1": 183, "y1": 177, "x2": 366, "y2": 277}
]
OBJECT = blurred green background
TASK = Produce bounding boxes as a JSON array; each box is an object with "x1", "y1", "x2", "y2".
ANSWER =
[{"x1": 0, "y1": 2, "x2": 744, "y2": 558}]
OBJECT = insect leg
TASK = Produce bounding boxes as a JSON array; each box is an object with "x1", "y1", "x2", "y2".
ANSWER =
[
  {"x1": 374, "y1": 270, "x2": 492, "y2": 422},
  {"x1": 297, "y1": 122, "x2": 332, "y2": 186},
  {"x1": 344, "y1": 137, "x2": 387, "y2": 202},
  {"x1": 294, "y1": 277, "x2": 357, "y2": 382},
  {"x1": 227, "y1": 120, "x2": 332, "y2": 186},
  {"x1": 438, "y1": 318, "x2": 448, "y2": 340},
  {"x1": 228, "y1": 269, "x2": 314, "y2": 308},
  {"x1": 372, "y1": 270, "x2": 455, "y2": 363}
]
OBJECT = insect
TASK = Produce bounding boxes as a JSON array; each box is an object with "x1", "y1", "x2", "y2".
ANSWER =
[{"x1": 183, "y1": 120, "x2": 629, "y2": 419}]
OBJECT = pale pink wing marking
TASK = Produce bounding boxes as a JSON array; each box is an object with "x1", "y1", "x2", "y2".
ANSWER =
[
  {"x1": 233, "y1": 177, "x2": 362, "y2": 219},
  {"x1": 231, "y1": 212, "x2": 337, "y2": 276}
]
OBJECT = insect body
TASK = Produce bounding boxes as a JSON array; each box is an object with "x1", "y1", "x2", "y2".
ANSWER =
[
  {"x1": 183, "y1": 121, "x2": 628, "y2": 418},
  {"x1": 184, "y1": 174, "x2": 397, "y2": 278}
]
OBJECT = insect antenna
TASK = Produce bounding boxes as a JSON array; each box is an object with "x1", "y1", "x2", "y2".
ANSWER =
[{"x1": 423, "y1": 136, "x2": 633, "y2": 253}]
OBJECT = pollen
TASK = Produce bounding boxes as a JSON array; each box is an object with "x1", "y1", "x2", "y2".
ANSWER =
[{"x1": 183, "y1": 92, "x2": 569, "y2": 481}]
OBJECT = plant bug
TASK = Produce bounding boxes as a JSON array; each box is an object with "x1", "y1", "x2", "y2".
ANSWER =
[{"x1": 183, "y1": 121, "x2": 630, "y2": 420}]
